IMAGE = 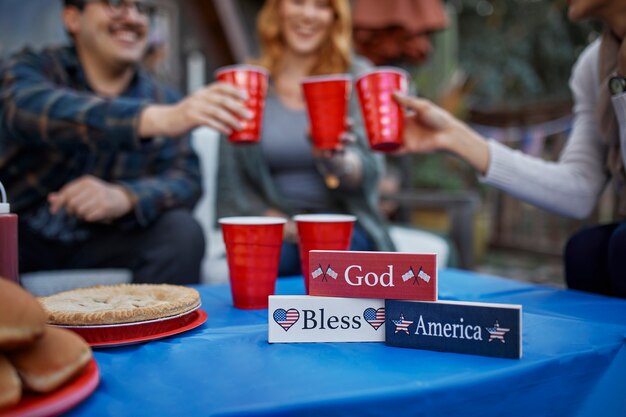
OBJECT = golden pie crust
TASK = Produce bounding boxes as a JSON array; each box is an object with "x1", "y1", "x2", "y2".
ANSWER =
[{"x1": 38, "y1": 284, "x2": 201, "y2": 326}]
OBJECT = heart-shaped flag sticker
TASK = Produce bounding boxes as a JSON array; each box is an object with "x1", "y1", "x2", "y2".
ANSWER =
[
  {"x1": 273, "y1": 308, "x2": 300, "y2": 331},
  {"x1": 363, "y1": 307, "x2": 385, "y2": 330}
]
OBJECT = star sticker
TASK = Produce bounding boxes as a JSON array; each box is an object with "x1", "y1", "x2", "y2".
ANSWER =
[
  {"x1": 391, "y1": 313, "x2": 413, "y2": 334},
  {"x1": 485, "y1": 320, "x2": 510, "y2": 343}
]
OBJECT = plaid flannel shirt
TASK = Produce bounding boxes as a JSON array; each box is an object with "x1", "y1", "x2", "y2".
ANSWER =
[{"x1": 0, "y1": 45, "x2": 202, "y2": 234}]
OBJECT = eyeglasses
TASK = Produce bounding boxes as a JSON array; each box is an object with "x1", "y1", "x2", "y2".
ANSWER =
[{"x1": 83, "y1": 0, "x2": 157, "y2": 18}]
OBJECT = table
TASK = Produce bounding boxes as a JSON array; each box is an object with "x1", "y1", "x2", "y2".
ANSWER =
[{"x1": 67, "y1": 269, "x2": 626, "y2": 417}]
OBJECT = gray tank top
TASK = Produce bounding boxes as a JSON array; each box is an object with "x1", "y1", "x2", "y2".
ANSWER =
[{"x1": 260, "y1": 94, "x2": 333, "y2": 212}]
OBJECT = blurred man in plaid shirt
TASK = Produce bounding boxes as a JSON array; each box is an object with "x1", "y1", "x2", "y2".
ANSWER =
[{"x1": 0, "y1": 0, "x2": 250, "y2": 284}]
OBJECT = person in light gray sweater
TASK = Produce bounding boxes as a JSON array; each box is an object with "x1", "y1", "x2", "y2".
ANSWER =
[{"x1": 393, "y1": 0, "x2": 626, "y2": 298}]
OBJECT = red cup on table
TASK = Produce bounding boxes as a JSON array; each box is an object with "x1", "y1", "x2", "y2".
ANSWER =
[
  {"x1": 214, "y1": 65, "x2": 269, "y2": 144},
  {"x1": 219, "y1": 216, "x2": 286, "y2": 309},
  {"x1": 301, "y1": 74, "x2": 352, "y2": 150},
  {"x1": 294, "y1": 214, "x2": 356, "y2": 293},
  {"x1": 356, "y1": 67, "x2": 410, "y2": 152}
]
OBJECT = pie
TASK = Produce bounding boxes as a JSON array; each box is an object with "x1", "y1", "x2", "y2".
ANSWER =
[{"x1": 38, "y1": 284, "x2": 201, "y2": 326}]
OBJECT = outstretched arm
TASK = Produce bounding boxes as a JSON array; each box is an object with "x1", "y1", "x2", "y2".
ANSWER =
[
  {"x1": 139, "y1": 82, "x2": 251, "y2": 138},
  {"x1": 392, "y1": 92, "x2": 490, "y2": 175},
  {"x1": 392, "y1": 45, "x2": 608, "y2": 220},
  {"x1": 1, "y1": 49, "x2": 249, "y2": 150}
]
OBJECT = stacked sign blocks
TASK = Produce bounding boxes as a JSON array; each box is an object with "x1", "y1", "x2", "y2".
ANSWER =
[{"x1": 268, "y1": 250, "x2": 522, "y2": 359}]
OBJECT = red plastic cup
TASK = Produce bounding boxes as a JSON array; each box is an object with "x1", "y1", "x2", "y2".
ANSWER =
[
  {"x1": 301, "y1": 74, "x2": 352, "y2": 150},
  {"x1": 219, "y1": 216, "x2": 286, "y2": 309},
  {"x1": 356, "y1": 67, "x2": 410, "y2": 152},
  {"x1": 214, "y1": 65, "x2": 269, "y2": 144},
  {"x1": 294, "y1": 214, "x2": 356, "y2": 293}
]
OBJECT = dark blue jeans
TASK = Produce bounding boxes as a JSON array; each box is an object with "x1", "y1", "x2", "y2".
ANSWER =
[
  {"x1": 278, "y1": 224, "x2": 374, "y2": 277},
  {"x1": 564, "y1": 222, "x2": 626, "y2": 298},
  {"x1": 19, "y1": 209, "x2": 205, "y2": 285}
]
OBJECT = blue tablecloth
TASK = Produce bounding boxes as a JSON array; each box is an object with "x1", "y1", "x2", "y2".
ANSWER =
[{"x1": 67, "y1": 269, "x2": 626, "y2": 417}]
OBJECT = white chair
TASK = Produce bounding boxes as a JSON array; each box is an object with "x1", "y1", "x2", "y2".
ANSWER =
[
  {"x1": 191, "y1": 127, "x2": 230, "y2": 284},
  {"x1": 21, "y1": 269, "x2": 132, "y2": 297}
]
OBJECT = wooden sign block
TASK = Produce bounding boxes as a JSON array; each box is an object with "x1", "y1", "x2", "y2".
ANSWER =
[
  {"x1": 268, "y1": 295, "x2": 385, "y2": 343},
  {"x1": 308, "y1": 250, "x2": 437, "y2": 301},
  {"x1": 385, "y1": 299, "x2": 522, "y2": 359}
]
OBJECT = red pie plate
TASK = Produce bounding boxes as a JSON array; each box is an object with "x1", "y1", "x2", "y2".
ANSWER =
[
  {"x1": 54, "y1": 308, "x2": 208, "y2": 348},
  {"x1": 0, "y1": 359, "x2": 99, "y2": 417}
]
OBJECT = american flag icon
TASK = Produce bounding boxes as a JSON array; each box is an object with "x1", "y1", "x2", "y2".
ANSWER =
[
  {"x1": 485, "y1": 321, "x2": 510, "y2": 343},
  {"x1": 311, "y1": 266, "x2": 324, "y2": 279},
  {"x1": 391, "y1": 313, "x2": 413, "y2": 334},
  {"x1": 363, "y1": 307, "x2": 385, "y2": 330},
  {"x1": 273, "y1": 308, "x2": 300, "y2": 332},
  {"x1": 326, "y1": 266, "x2": 338, "y2": 280},
  {"x1": 402, "y1": 266, "x2": 430, "y2": 285},
  {"x1": 417, "y1": 269, "x2": 431, "y2": 283},
  {"x1": 401, "y1": 268, "x2": 415, "y2": 283}
]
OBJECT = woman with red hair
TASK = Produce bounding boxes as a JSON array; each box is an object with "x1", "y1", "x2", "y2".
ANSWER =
[{"x1": 217, "y1": 0, "x2": 394, "y2": 276}]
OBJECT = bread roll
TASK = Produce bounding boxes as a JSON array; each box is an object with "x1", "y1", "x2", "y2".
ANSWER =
[
  {"x1": 8, "y1": 326, "x2": 92, "y2": 393},
  {"x1": 0, "y1": 354, "x2": 21, "y2": 409},
  {"x1": 0, "y1": 279, "x2": 46, "y2": 350}
]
